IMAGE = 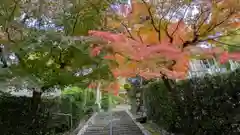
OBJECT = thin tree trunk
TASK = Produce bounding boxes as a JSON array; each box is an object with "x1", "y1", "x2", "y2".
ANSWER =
[
  {"x1": 161, "y1": 76, "x2": 179, "y2": 105},
  {"x1": 0, "y1": 47, "x2": 8, "y2": 68},
  {"x1": 161, "y1": 76, "x2": 175, "y2": 92},
  {"x1": 96, "y1": 82, "x2": 101, "y2": 111},
  {"x1": 83, "y1": 88, "x2": 87, "y2": 106},
  {"x1": 31, "y1": 88, "x2": 42, "y2": 134}
]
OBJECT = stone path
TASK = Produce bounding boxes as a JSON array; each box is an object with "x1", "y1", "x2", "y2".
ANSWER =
[{"x1": 78, "y1": 105, "x2": 147, "y2": 135}]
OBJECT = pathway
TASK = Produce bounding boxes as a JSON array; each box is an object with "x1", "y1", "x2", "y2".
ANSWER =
[{"x1": 77, "y1": 105, "x2": 148, "y2": 135}]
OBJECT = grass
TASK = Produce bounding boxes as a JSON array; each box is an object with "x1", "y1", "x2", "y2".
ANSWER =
[{"x1": 143, "y1": 123, "x2": 162, "y2": 135}]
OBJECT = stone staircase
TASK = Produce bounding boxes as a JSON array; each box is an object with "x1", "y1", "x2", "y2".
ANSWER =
[{"x1": 78, "y1": 111, "x2": 145, "y2": 135}]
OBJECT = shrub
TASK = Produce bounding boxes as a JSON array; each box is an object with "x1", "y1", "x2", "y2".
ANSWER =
[
  {"x1": 101, "y1": 92, "x2": 110, "y2": 111},
  {"x1": 0, "y1": 94, "x2": 54, "y2": 135},
  {"x1": 0, "y1": 87, "x2": 96, "y2": 135},
  {"x1": 144, "y1": 81, "x2": 179, "y2": 131},
  {"x1": 144, "y1": 69, "x2": 240, "y2": 135},
  {"x1": 60, "y1": 87, "x2": 96, "y2": 128},
  {"x1": 101, "y1": 92, "x2": 123, "y2": 111}
]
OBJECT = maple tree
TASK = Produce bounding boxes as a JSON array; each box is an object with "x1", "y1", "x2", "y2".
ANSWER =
[{"x1": 88, "y1": 0, "x2": 240, "y2": 92}]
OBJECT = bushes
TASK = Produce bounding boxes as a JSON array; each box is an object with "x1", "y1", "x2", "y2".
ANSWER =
[
  {"x1": 61, "y1": 87, "x2": 96, "y2": 128},
  {"x1": 0, "y1": 94, "x2": 55, "y2": 135},
  {"x1": 144, "y1": 82, "x2": 178, "y2": 131},
  {"x1": 101, "y1": 92, "x2": 110, "y2": 111},
  {"x1": 101, "y1": 92, "x2": 123, "y2": 111},
  {"x1": 0, "y1": 87, "x2": 96, "y2": 135},
  {"x1": 144, "y1": 69, "x2": 240, "y2": 135}
]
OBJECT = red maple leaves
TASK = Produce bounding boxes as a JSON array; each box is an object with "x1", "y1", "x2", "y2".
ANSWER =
[
  {"x1": 86, "y1": 0, "x2": 240, "y2": 96},
  {"x1": 90, "y1": 46, "x2": 102, "y2": 57},
  {"x1": 88, "y1": 30, "x2": 190, "y2": 80},
  {"x1": 87, "y1": 0, "x2": 240, "y2": 81},
  {"x1": 219, "y1": 51, "x2": 240, "y2": 64},
  {"x1": 89, "y1": 30, "x2": 186, "y2": 61},
  {"x1": 89, "y1": 29, "x2": 240, "y2": 80}
]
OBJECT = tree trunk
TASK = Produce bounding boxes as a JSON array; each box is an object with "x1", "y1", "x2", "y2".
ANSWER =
[
  {"x1": 31, "y1": 88, "x2": 42, "y2": 135},
  {"x1": 95, "y1": 82, "x2": 101, "y2": 111},
  {"x1": 83, "y1": 88, "x2": 87, "y2": 106},
  {"x1": 161, "y1": 76, "x2": 175, "y2": 92},
  {"x1": 0, "y1": 47, "x2": 8, "y2": 68}
]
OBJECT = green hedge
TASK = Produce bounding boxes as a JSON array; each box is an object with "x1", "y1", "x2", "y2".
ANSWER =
[
  {"x1": 0, "y1": 87, "x2": 96, "y2": 135},
  {"x1": 144, "y1": 69, "x2": 240, "y2": 135},
  {"x1": 61, "y1": 87, "x2": 96, "y2": 127},
  {"x1": 0, "y1": 94, "x2": 57, "y2": 135},
  {"x1": 101, "y1": 93, "x2": 110, "y2": 111}
]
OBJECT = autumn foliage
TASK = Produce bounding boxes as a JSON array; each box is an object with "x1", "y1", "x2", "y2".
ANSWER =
[{"x1": 89, "y1": 0, "x2": 240, "y2": 81}]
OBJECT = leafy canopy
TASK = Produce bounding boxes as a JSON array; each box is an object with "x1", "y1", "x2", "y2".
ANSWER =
[
  {"x1": 0, "y1": 0, "x2": 116, "y2": 91},
  {"x1": 88, "y1": 0, "x2": 240, "y2": 80}
]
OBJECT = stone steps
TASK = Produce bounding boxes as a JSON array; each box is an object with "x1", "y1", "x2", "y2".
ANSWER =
[{"x1": 80, "y1": 111, "x2": 144, "y2": 135}]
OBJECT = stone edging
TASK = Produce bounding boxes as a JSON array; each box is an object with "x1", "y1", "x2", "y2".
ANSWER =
[
  {"x1": 125, "y1": 110, "x2": 151, "y2": 135},
  {"x1": 77, "y1": 112, "x2": 97, "y2": 135}
]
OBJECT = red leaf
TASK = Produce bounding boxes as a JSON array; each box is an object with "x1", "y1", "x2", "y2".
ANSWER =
[
  {"x1": 167, "y1": 20, "x2": 190, "y2": 46},
  {"x1": 229, "y1": 53, "x2": 240, "y2": 61},
  {"x1": 161, "y1": 68, "x2": 186, "y2": 80},
  {"x1": 88, "y1": 82, "x2": 97, "y2": 89},
  {"x1": 112, "y1": 82, "x2": 120, "y2": 96},
  {"x1": 88, "y1": 30, "x2": 125, "y2": 42},
  {"x1": 104, "y1": 55, "x2": 115, "y2": 60},
  {"x1": 219, "y1": 51, "x2": 229, "y2": 64},
  {"x1": 88, "y1": 30, "x2": 190, "y2": 80},
  {"x1": 139, "y1": 71, "x2": 163, "y2": 80},
  {"x1": 111, "y1": 68, "x2": 136, "y2": 78},
  {"x1": 220, "y1": 51, "x2": 240, "y2": 64},
  {"x1": 90, "y1": 46, "x2": 102, "y2": 57}
]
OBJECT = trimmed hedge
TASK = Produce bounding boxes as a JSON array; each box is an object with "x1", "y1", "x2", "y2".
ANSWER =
[
  {"x1": 0, "y1": 95, "x2": 56, "y2": 135},
  {"x1": 0, "y1": 87, "x2": 96, "y2": 135},
  {"x1": 144, "y1": 69, "x2": 240, "y2": 135}
]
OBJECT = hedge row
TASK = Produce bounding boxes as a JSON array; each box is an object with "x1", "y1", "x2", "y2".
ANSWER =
[
  {"x1": 0, "y1": 95, "x2": 56, "y2": 135},
  {"x1": 61, "y1": 87, "x2": 96, "y2": 128},
  {"x1": 0, "y1": 87, "x2": 96, "y2": 135},
  {"x1": 144, "y1": 69, "x2": 240, "y2": 135}
]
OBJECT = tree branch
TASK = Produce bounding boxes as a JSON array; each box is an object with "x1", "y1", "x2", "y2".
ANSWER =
[
  {"x1": 161, "y1": 5, "x2": 182, "y2": 43},
  {"x1": 72, "y1": 13, "x2": 80, "y2": 35},
  {"x1": 156, "y1": 2, "x2": 165, "y2": 41},
  {"x1": 183, "y1": 10, "x2": 238, "y2": 48},
  {"x1": 88, "y1": 1, "x2": 101, "y2": 14},
  {"x1": 170, "y1": 4, "x2": 189, "y2": 37},
  {"x1": 211, "y1": 39, "x2": 240, "y2": 48},
  {"x1": 201, "y1": 10, "x2": 235, "y2": 37},
  {"x1": 196, "y1": 9, "x2": 211, "y2": 33},
  {"x1": 198, "y1": 30, "x2": 240, "y2": 43},
  {"x1": 121, "y1": 22, "x2": 135, "y2": 40},
  {"x1": 5, "y1": 1, "x2": 18, "y2": 43},
  {"x1": 141, "y1": 0, "x2": 159, "y2": 32},
  {"x1": 137, "y1": 29, "x2": 144, "y2": 43}
]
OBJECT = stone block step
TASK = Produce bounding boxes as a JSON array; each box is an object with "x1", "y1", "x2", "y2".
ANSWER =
[{"x1": 79, "y1": 111, "x2": 144, "y2": 135}]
